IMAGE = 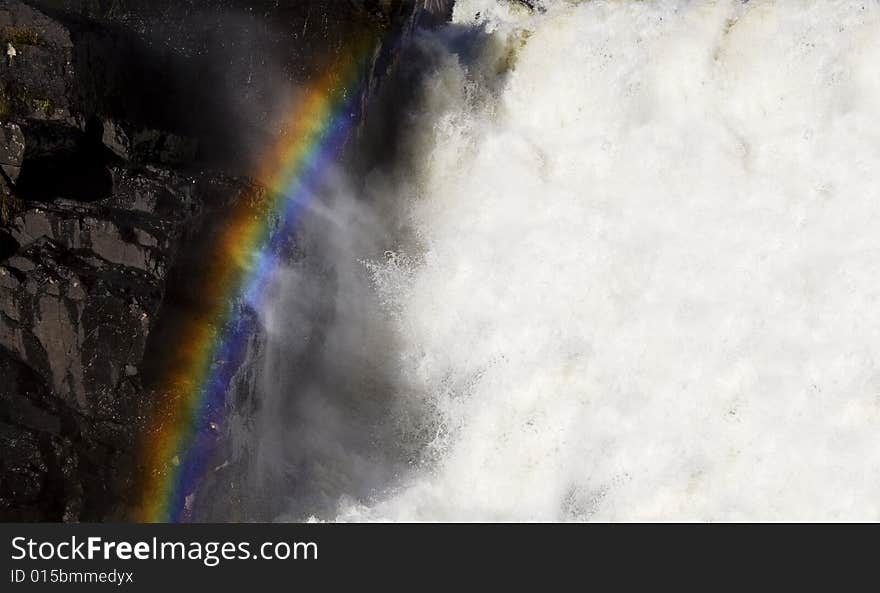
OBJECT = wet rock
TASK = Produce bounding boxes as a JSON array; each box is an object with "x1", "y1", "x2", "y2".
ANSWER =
[
  {"x1": 8, "y1": 200, "x2": 170, "y2": 273},
  {"x1": 0, "y1": 122, "x2": 24, "y2": 181},
  {"x1": 0, "y1": 236, "x2": 160, "y2": 410},
  {"x1": 0, "y1": 343, "x2": 140, "y2": 521},
  {"x1": 107, "y1": 165, "x2": 196, "y2": 215},
  {"x1": 0, "y1": 166, "x2": 232, "y2": 521},
  {"x1": 130, "y1": 128, "x2": 198, "y2": 167},
  {"x1": 100, "y1": 118, "x2": 129, "y2": 160},
  {"x1": 101, "y1": 120, "x2": 199, "y2": 166}
]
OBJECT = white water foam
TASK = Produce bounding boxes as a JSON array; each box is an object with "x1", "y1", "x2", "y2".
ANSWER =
[{"x1": 324, "y1": 0, "x2": 880, "y2": 521}]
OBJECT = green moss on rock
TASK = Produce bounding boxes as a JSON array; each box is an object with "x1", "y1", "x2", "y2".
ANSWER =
[{"x1": 1, "y1": 26, "x2": 47, "y2": 47}]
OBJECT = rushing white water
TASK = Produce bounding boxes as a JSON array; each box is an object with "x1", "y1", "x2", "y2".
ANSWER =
[{"x1": 309, "y1": 0, "x2": 880, "y2": 522}]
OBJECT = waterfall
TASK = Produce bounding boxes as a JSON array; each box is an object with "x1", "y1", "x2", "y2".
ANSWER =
[{"x1": 244, "y1": 0, "x2": 880, "y2": 521}]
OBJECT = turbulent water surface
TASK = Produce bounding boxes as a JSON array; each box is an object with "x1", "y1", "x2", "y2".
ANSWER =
[{"x1": 244, "y1": 0, "x2": 880, "y2": 522}]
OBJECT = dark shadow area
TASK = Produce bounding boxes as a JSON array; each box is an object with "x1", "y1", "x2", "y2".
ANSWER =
[
  {"x1": 23, "y1": 0, "x2": 390, "y2": 174},
  {"x1": 15, "y1": 119, "x2": 112, "y2": 202},
  {"x1": 0, "y1": 346, "x2": 77, "y2": 521},
  {"x1": 0, "y1": 230, "x2": 19, "y2": 261}
]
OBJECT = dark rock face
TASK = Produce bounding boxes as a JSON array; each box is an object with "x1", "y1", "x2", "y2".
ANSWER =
[
  {"x1": 0, "y1": 0, "x2": 451, "y2": 521},
  {"x1": 0, "y1": 1, "x2": 76, "y2": 124},
  {"x1": 0, "y1": 166, "x2": 249, "y2": 520}
]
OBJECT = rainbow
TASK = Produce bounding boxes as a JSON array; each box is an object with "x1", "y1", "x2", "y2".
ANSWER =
[{"x1": 136, "y1": 38, "x2": 379, "y2": 523}]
